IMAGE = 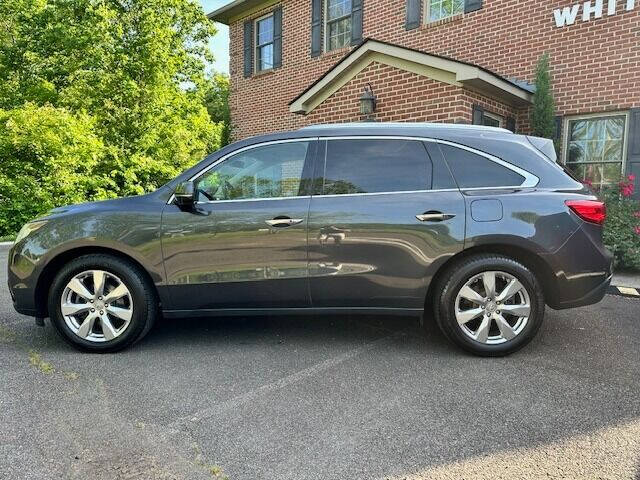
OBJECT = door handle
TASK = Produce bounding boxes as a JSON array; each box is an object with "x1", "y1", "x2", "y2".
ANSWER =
[
  {"x1": 416, "y1": 212, "x2": 456, "y2": 222},
  {"x1": 265, "y1": 218, "x2": 304, "y2": 228}
]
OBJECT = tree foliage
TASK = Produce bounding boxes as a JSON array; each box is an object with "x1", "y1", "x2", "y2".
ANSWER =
[
  {"x1": 531, "y1": 53, "x2": 556, "y2": 140},
  {"x1": 0, "y1": 104, "x2": 111, "y2": 235},
  {"x1": 204, "y1": 73, "x2": 231, "y2": 147},
  {"x1": 0, "y1": 0, "x2": 228, "y2": 236}
]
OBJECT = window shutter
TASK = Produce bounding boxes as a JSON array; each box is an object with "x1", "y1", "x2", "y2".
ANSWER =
[
  {"x1": 311, "y1": 0, "x2": 322, "y2": 57},
  {"x1": 243, "y1": 20, "x2": 253, "y2": 77},
  {"x1": 405, "y1": 0, "x2": 421, "y2": 30},
  {"x1": 472, "y1": 105, "x2": 484, "y2": 125},
  {"x1": 464, "y1": 0, "x2": 483, "y2": 13},
  {"x1": 350, "y1": 0, "x2": 363, "y2": 45},
  {"x1": 626, "y1": 108, "x2": 640, "y2": 199},
  {"x1": 273, "y1": 7, "x2": 283, "y2": 68},
  {"x1": 506, "y1": 116, "x2": 516, "y2": 133},
  {"x1": 554, "y1": 115, "x2": 563, "y2": 141}
]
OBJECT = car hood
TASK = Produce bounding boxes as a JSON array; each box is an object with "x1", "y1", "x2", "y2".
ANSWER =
[{"x1": 39, "y1": 193, "x2": 160, "y2": 221}]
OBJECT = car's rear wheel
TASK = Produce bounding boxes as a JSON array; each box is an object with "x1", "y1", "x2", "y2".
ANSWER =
[
  {"x1": 434, "y1": 254, "x2": 545, "y2": 356},
  {"x1": 48, "y1": 254, "x2": 157, "y2": 352}
]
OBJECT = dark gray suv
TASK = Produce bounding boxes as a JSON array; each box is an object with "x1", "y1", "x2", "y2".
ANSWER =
[{"x1": 8, "y1": 123, "x2": 613, "y2": 356}]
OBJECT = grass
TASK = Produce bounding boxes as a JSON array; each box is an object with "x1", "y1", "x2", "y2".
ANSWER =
[
  {"x1": 0, "y1": 235, "x2": 15, "y2": 242},
  {"x1": 28, "y1": 351, "x2": 55, "y2": 374}
]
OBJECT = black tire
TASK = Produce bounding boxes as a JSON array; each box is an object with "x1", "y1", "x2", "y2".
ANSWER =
[
  {"x1": 433, "y1": 254, "x2": 545, "y2": 357},
  {"x1": 48, "y1": 254, "x2": 158, "y2": 353}
]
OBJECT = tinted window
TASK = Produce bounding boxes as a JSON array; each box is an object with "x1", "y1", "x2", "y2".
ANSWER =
[
  {"x1": 322, "y1": 139, "x2": 431, "y2": 195},
  {"x1": 440, "y1": 144, "x2": 525, "y2": 188},
  {"x1": 424, "y1": 141, "x2": 457, "y2": 190},
  {"x1": 196, "y1": 142, "x2": 310, "y2": 201}
]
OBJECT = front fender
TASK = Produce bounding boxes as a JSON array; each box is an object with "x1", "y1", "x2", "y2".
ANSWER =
[{"x1": 8, "y1": 206, "x2": 164, "y2": 316}]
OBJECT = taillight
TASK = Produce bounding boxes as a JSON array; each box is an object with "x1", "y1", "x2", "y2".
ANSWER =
[{"x1": 565, "y1": 200, "x2": 606, "y2": 225}]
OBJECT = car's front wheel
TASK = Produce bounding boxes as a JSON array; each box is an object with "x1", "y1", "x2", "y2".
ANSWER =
[
  {"x1": 48, "y1": 254, "x2": 157, "y2": 352},
  {"x1": 434, "y1": 254, "x2": 545, "y2": 356}
]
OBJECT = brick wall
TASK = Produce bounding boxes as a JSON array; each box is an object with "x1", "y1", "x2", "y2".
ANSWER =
[
  {"x1": 306, "y1": 61, "x2": 518, "y2": 125},
  {"x1": 227, "y1": 0, "x2": 640, "y2": 139}
]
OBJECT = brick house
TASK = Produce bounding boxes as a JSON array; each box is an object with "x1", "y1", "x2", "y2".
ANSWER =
[{"x1": 208, "y1": 0, "x2": 640, "y2": 191}]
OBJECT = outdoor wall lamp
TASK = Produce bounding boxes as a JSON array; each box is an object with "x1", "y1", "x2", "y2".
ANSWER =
[{"x1": 359, "y1": 83, "x2": 377, "y2": 121}]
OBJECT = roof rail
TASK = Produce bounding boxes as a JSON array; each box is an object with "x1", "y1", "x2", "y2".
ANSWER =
[{"x1": 298, "y1": 122, "x2": 512, "y2": 133}]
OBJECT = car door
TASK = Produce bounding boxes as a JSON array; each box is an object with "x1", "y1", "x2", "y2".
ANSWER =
[
  {"x1": 307, "y1": 137, "x2": 466, "y2": 310},
  {"x1": 161, "y1": 139, "x2": 317, "y2": 311}
]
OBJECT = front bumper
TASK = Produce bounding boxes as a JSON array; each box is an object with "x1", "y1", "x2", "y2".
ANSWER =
[{"x1": 7, "y1": 243, "x2": 41, "y2": 318}]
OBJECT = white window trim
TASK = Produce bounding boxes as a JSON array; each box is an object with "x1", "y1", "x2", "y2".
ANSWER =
[
  {"x1": 424, "y1": 0, "x2": 464, "y2": 24},
  {"x1": 254, "y1": 12, "x2": 274, "y2": 73},
  {"x1": 561, "y1": 110, "x2": 630, "y2": 175},
  {"x1": 324, "y1": 0, "x2": 352, "y2": 52}
]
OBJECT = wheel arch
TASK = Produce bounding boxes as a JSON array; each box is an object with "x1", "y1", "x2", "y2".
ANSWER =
[
  {"x1": 426, "y1": 244, "x2": 557, "y2": 310},
  {"x1": 35, "y1": 246, "x2": 160, "y2": 317}
]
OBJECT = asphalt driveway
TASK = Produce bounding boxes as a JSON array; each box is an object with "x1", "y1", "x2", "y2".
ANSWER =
[{"x1": 1, "y1": 244, "x2": 640, "y2": 480}]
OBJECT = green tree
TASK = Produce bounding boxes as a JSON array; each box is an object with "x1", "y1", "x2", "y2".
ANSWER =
[
  {"x1": 204, "y1": 73, "x2": 231, "y2": 146},
  {"x1": 0, "y1": 104, "x2": 111, "y2": 235},
  {"x1": 0, "y1": 0, "x2": 225, "y2": 235},
  {"x1": 531, "y1": 52, "x2": 556, "y2": 140}
]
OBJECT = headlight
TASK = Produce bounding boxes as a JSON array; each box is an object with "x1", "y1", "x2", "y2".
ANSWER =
[{"x1": 14, "y1": 220, "x2": 48, "y2": 244}]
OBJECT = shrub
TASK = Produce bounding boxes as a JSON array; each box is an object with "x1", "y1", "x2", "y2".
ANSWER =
[
  {"x1": 0, "y1": 104, "x2": 113, "y2": 236},
  {"x1": 601, "y1": 174, "x2": 640, "y2": 271},
  {"x1": 531, "y1": 53, "x2": 556, "y2": 141}
]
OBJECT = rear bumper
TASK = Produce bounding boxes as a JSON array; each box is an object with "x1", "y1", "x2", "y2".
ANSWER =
[
  {"x1": 550, "y1": 274, "x2": 612, "y2": 310},
  {"x1": 543, "y1": 222, "x2": 613, "y2": 310}
]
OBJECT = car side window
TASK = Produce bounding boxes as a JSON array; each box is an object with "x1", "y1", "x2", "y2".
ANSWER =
[
  {"x1": 439, "y1": 144, "x2": 525, "y2": 189},
  {"x1": 320, "y1": 139, "x2": 432, "y2": 195},
  {"x1": 195, "y1": 142, "x2": 310, "y2": 201}
]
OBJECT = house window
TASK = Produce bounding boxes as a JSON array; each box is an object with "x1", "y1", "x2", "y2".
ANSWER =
[
  {"x1": 427, "y1": 0, "x2": 464, "y2": 22},
  {"x1": 565, "y1": 114, "x2": 627, "y2": 189},
  {"x1": 255, "y1": 14, "x2": 274, "y2": 72},
  {"x1": 481, "y1": 112, "x2": 504, "y2": 128},
  {"x1": 326, "y1": 0, "x2": 352, "y2": 51}
]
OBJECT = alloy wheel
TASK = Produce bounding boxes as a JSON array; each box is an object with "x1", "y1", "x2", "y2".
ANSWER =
[
  {"x1": 454, "y1": 270, "x2": 531, "y2": 345},
  {"x1": 60, "y1": 270, "x2": 134, "y2": 342}
]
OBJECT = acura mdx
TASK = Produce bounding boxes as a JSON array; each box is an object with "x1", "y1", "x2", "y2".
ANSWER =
[{"x1": 8, "y1": 123, "x2": 613, "y2": 355}]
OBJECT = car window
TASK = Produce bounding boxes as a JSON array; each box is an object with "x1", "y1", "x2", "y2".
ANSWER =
[
  {"x1": 195, "y1": 142, "x2": 310, "y2": 201},
  {"x1": 321, "y1": 139, "x2": 432, "y2": 195},
  {"x1": 440, "y1": 144, "x2": 525, "y2": 189}
]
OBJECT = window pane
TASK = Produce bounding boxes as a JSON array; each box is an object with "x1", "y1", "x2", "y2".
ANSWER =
[
  {"x1": 258, "y1": 44, "x2": 273, "y2": 71},
  {"x1": 328, "y1": 17, "x2": 351, "y2": 50},
  {"x1": 605, "y1": 117, "x2": 625, "y2": 140},
  {"x1": 603, "y1": 163, "x2": 623, "y2": 184},
  {"x1": 256, "y1": 16, "x2": 273, "y2": 45},
  {"x1": 568, "y1": 141, "x2": 585, "y2": 163},
  {"x1": 603, "y1": 140, "x2": 622, "y2": 162},
  {"x1": 440, "y1": 144, "x2": 525, "y2": 188},
  {"x1": 586, "y1": 139, "x2": 604, "y2": 161},
  {"x1": 322, "y1": 140, "x2": 431, "y2": 194},
  {"x1": 196, "y1": 142, "x2": 309, "y2": 201},
  {"x1": 327, "y1": 0, "x2": 352, "y2": 20},
  {"x1": 482, "y1": 114, "x2": 501, "y2": 128},
  {"x1": 570, "y1": 120, "x2": 588, "y2": 140},
  {"x1": 429, "y1": 0, "x2": 463, "y2": 21}
]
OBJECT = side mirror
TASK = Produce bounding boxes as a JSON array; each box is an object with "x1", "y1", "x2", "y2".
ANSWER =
[{"x1": 174, "y1": 181, "x2": 195, "y2": 208}]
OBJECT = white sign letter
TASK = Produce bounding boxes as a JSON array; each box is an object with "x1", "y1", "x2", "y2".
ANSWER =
[
  {"x1": 608, "y1": 0, "x2": 617, "y2": 15},
  {"x1": 554, "y1": 4, "x2": 581, "y2": 26},
  {"x1": 583, "y1": 0, "x2": 604, "y2": 20},
  {"x1": 627, "y1": 0, "x2": 635, "y2": 10}
]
